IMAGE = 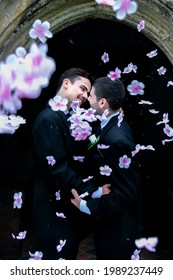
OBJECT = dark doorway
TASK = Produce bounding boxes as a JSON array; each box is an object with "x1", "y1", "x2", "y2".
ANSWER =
[{"x1": 45, "y1": 18, "x2": 173, "y2": 239}]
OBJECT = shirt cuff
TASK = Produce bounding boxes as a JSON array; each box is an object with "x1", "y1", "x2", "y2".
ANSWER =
[
  {"x1": 80, "y1": 199, "x2": 91, "y2": 215},
  {"x1": 91, "y1": 187, "x2": 102, "y2": 198}
]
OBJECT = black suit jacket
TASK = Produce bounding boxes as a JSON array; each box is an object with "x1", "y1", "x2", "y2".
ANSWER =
[
  {"x1": 32, "y1": 105, "x2": 96, "y2": 213},
  {"x1": 85, "y1": 115, "x2": 141, "y2": 220}
]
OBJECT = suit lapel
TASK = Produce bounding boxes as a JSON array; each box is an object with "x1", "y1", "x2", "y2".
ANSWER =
[
  {"x1": 55, "y1": 110, "x2": 77, "y2": 158},
  {"x1": 56, "y1": 110, "x2": 70, "y2": 131},
  {"x1": 45, "y1": 102, "x2": 71, "y2": 132},
  {"x1": 99, "y1": 115, "x2": 119, "y2": 141}
]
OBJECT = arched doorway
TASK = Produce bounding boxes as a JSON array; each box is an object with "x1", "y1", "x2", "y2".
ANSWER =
[
  {"x1": 17, "y1": 18, "x2": 173, "y2": 241},
  {"x1": 43, "y1": 18, "x2": 173, "y2": 240}
]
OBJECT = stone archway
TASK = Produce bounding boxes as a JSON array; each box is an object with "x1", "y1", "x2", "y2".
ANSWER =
[{"x1": 0, "y1": 0, "x2": 172, "y2": 63}]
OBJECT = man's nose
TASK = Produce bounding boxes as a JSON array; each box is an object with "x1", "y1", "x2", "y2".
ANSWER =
[
  {"x1": 87, "y1": 95, "x2": 91, "y2": 102},
  {"x1": 82, "y1": 91, "x2": 88, "y2": 99}
]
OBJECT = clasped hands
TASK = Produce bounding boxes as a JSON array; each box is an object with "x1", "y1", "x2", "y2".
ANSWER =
[{"x1": 71, "y1": 183, "x2": 111, "y2": 209}]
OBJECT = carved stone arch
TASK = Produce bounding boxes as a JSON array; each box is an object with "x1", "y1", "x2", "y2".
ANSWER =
[{"x1": 0, "y1": 0, "x2": 172, "y2": 63}]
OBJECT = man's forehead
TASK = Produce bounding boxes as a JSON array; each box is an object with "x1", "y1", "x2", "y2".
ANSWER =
[{"x1": 77, "y1": 78, "x2": 91, "y2": 89}]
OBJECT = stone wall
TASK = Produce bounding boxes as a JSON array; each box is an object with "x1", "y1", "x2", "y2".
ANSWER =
[{"x1": 0, "y1": 0, "x2": 172, "y2": 63}]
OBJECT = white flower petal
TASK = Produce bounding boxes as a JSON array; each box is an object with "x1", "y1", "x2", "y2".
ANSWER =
[
  {"x1": 29, "y1": 29, "x2": 37, "y2": 39},
  {"x1": 116, "y1": 10, "x2": 126, "y2": 20},
  {"x1": 113, "y1": 0, "x2": 121, "y2": 11},
  {"x1": 127, "y1": 2, "x2": 138, "y2": 14},
  {"x1": 38, "y1": 35, "x2": 47, "y2": 43},
  {"x1": 33, "y1": 19, "x2": 42, "y2": 28},
  {"x1": 42, "y1": 21, "x2": 51, "y2": 29},
  {"x1": 44, "y1": 30, "x2": 53, "y2": 38}
]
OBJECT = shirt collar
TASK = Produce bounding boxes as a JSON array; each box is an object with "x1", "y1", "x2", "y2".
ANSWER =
[
  {"x1": 63, "y1": 109, "x2": 70, "y2": 115},
  {"x1": 101, "y1": 112, "x2": 120, "y2": 129}
]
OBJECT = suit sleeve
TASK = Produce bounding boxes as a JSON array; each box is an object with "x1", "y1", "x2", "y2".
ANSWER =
[
  {"x1": 86, "y1": 141, "x2": 141, "y2": 218},
  {"x1": 32, "y1": 111, "x2": 96, "y2": 200}
]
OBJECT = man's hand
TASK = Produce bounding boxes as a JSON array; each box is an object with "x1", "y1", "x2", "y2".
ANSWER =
[
  {"x1": 71, "y1": 189, "x2": 82, "y2": 209},
  {"x1": 102, "y1": 183, "x2": 111, "y2": 195}
]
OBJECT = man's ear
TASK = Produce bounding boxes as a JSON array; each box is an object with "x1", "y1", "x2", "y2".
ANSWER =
[
  {"x1": 63, "y1": 78, "x2": 70, "y2": 89},
  {"x1": 100, "y1": 98, "x2": 107, "y2": 109}
]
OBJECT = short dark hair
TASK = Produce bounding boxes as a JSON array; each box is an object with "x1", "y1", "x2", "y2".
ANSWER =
[
  {"x1": 56, "y1": 68, "x2": 94, "y2": 91},
  {"x1": 93, "y1": 77, "x2": 125, "y2": 110}
]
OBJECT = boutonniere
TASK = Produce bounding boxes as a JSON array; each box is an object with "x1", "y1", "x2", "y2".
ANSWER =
[{"x1": 87, "y1": 134, "x2": 100, "y2": 150}]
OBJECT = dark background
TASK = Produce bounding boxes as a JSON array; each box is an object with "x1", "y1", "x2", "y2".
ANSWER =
[{"x1": 0, "y1": 18, "x2": 173, "y2": 244}]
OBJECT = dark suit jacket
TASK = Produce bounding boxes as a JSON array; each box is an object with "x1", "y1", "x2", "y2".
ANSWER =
[
  {"x1": 85, "y1": 115, "x2": 141, "y2": 217},
  {"x1": 32, "y1": 105, "x2": 96, "y2": 215},
  {"x1": 85, "y1": 115, "x2": 141, "y2": 228},
  {"x1": 83, "y1": 115, "x2": 141, "y2": 259}
]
